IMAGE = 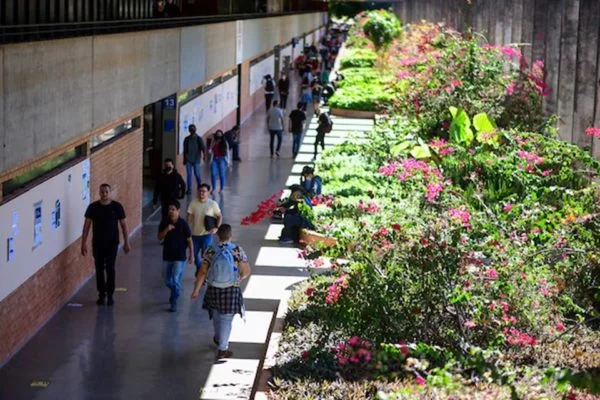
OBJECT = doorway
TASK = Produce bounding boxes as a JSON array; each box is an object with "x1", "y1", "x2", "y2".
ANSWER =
[{"x1": 142, "y1": 94, "x2": 177, "y2": 219}]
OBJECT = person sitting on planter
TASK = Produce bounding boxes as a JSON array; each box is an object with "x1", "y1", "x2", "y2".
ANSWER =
[
  {"x1": 300, "y1": 166, "x2": 322, "y2": 198},
  {"x1": 278, "y1": 185, "x2": 314, "y2": 244}
]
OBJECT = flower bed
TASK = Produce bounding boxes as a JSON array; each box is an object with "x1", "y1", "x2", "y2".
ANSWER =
[{"x1": 267, "y1": 18, "x2": 600, "y2": 400}]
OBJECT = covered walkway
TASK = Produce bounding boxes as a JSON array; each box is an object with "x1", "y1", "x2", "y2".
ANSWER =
[{"x1": 0, "y1": 88, "x2": 374, "y2": 400}]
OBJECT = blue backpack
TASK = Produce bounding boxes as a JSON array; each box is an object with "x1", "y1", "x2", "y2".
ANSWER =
[{"x1": 207, "y1": 243, "x2": 238, "y2": 288}]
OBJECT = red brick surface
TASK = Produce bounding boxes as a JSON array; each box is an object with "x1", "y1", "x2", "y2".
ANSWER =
[{"x1": 0, "y1": 129, "x2": 143, "y2": 366}]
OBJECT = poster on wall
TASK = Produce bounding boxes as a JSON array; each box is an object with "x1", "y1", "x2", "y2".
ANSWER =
[
  {"x1": 51, "y1": 200, "x2": 61, "y2": 230},
  {"x1": 33, "y1": 201, "x2": 42, "y2": 249},
  {"x1": 81, "y1": 159, "x2": 90, "y2": 204},
  {"x1": 11, "y1": 211, "x2": 18, "y2": 237}
]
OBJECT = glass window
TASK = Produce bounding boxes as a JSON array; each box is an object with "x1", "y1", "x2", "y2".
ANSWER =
[
  {"x1": 2, "y1": 144, "x2": 86, "y2": 200},
  {"x1": 90, "y1": 116, "x2": 141, "y2": 150}
]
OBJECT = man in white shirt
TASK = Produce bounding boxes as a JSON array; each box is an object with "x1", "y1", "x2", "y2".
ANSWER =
[{"x1": 187, "y1": 183, "x2": 222, "y2": 275}]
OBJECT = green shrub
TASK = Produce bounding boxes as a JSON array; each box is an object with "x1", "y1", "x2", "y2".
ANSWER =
[{"x1": 340, "y1": 48, "x2": 377, "y2": 69}]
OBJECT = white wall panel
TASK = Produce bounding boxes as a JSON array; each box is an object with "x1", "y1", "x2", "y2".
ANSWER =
[
  {"x1": 249, "y1": 55, "x2": 275, "y2": 95},
  {"x1": 0, "y1": 160, "x2": 90, "y2": 301}
]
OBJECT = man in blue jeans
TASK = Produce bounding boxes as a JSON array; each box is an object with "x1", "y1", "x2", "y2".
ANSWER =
[
  {"x1": 187, "y1": 183, "x2": 222, "y2": 275},
  {"x1": 158, "y1": 200, "x2": 194, "y2": 312},
  {"x1": 266, "y1": 100, "x2": 286, "y2": 158},
  {"x1": 288, "y1": 103, "x2": 307, "y2": 158},
  {"x1": 191, "y1": 224, "x2": 251, "y2": 359},
  {"x1": 183, "y1": 124, "x2": 205, "y2": 194}
]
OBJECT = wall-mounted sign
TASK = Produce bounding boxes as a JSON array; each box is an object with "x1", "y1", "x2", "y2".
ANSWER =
[
  {"x1": 51, "y1": 200, "x2": 61, "y2": 230},
  {"x1": 33, "y1": 201, "x2": 43, "y2": 249}
]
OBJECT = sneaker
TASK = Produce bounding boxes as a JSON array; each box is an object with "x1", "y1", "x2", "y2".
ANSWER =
[
  {"x1": 217, "y1": 350, "x2": 233, "y2": 359},
  {"x1": 270, "y1": 154, "x2": 274, "y2": 159},
  {"x1": 168, "y1": 304, "x2": 177, "y2": 312},
  {"x1": 106, "y1": 297, "x2": 114, "y2": 306},
  {"x1": 279, "y1": 237, "x2": 294, "y2": 244},
  {"x1": 96, "y1": 297, "x2": 105, "y2": 306}
]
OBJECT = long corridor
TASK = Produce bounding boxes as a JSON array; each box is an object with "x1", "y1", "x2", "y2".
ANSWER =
[{"x1": 0, "y1": 78, "x2": 375, "y2": 399}]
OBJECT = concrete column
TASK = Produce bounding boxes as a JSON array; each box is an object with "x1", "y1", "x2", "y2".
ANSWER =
[
  {"x1": 573, "y1": 0, "x2": 600, "y2": 150},
  {"x1": 503, "y1": 0, "x2": 513, "y2": 45},
  {"x1": 557, "y1": 0, "x2": 580, "y2": 142},
  {"x1": 531, "y1": 0, "x2": 546, "y2": 63},
  {"x1": 521, "y1": 0, "x2": 535, "y2": 65},
  {"x1": 487, "y1": 0, "x2": 497, "y2": 43},
  {"x1": 543, "y1": 0, "x2": 563, "y2": 117},
  {"x1": 511, "y1": 0, "x2": 523, "y2": 46}
]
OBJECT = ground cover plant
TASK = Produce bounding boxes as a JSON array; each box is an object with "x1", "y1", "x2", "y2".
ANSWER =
[{"x1": 267, "y1": 18, "x2": 600, "y2": 400}]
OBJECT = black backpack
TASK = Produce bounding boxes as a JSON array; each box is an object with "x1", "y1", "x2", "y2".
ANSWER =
[
  {"x1": 319, "y1": 113, "x2": 333, "y2": 133},
  {"x1": 265, "y1": 78, "x2": 274, "y2": 92}
]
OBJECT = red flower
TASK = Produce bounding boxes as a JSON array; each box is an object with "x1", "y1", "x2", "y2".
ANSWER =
[
  {"x1": 305, "y1": 288, "x2": 315, "y2": 297},
  {"x1": 301, "y1": 351, "x2": 309, "y2": 360},
  {"x1": 399, "y1": 340, "x2": 409, "y2": 356},
  {"x1": 391, "y1": 223, "x2": 401, "y2": 231}
]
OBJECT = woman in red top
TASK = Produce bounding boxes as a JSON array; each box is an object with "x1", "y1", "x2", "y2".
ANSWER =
[{"x1": 210, "y1": 130, "x2": 229, "y2": 193}]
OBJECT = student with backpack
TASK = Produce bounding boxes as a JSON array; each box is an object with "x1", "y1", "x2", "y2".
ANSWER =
[
  {"x1": 191, "y1": 224, "x2": 251, "y2": 359},
  {"x1": 263, "y1": 74, "x2": 275, "y2": 111},
  {"x1": 300, "y1": 166, "x2": 322, "y2": 198},
  {"x1": 313, "y1": 112, "x2": 333, "y2": 160}
]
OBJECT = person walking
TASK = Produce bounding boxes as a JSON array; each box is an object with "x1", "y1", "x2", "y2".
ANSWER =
[
  {"x1": 278, "y1": 73, "x2": 290, "y2": 110},
  {"x1": 209, "y1": 130, "x2": 229, "y2": 193},
  {"x1": 183, "y1": 124, "x2": 205, "y2": 194},
  {"x1": 187, "y1": 183, "x2": 222, "y2": 276},
  {"x1": 311, "y1": 79, "x2": 323, "y2": 115},
  {"x1": 313, "y1": 111, "x2": 333, "y2": 160},
  {"x1": 267, "y1": 100, "x2": 285, "y2": 158},
  {"x1": 224, "y1": 125, "x2": 242, "y2": 162},
  {"x1": 152, "y1": 158, "x2": 186, "y2": 222},
  {"x1": 158, "y1": 200, "x2": 194, "y2": 312},
  {"x1": 81, "y1": 183, "x2": 130, "y2": 306},
  {"x1": 263, "y1": 74, "x2": 275, "y2": 111},
  {"x1": 289, "y1": 102, "x2": 307, "y2": 158},
  {"x1": 191, "y1": 224, "x2": 251, "y2": 359}
]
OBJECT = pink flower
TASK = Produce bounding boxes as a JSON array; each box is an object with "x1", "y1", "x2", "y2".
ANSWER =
[
  {"x1": 464, "y1": 320, "x2": 476, "y2": 329},
  {"x1": 448, "y1": 207, "x2": 471, "y2": 228},
  {"x1": 487, "y1": 268, "x2": 498, "y2": 280},
  {"x1": 425, "y1": 182, "x2": 444, "y2": 202},
  {"x1": 338, "y1": 356, "x2": 348, "y2": 365},
  {"x1": 542, "y1": 169, "x2": 552, "y2": 177},
  {"x1": 585, "y1": 127, "x2": 600, "y2": 138},
  {"x1": 556, "y1": 321, "x2": 565, "y2": 332},
  {"x1": 415, "y1": 375, "x2": 426, "y2": 386},
  {"x1": 396, "y1": 71, "x2": 411, "y2": 79},
  {"x1": 506, "y1": 82, "x2": 516, "y2": 96},
  {"x1": 503, "y1": 203, "x2": 513, "y2": 212}
]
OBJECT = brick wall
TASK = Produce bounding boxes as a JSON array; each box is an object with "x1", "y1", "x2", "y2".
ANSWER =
[
  {"x1": 0, "y1": 128, "x2": 143, "y2": 366},
  {"x1": 90, "y1": 129, "x2": 143, "y2": 229}
]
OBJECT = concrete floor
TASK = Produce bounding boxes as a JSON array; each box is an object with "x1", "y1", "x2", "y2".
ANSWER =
[{"x1": 0, "y1": 73, "x2": 374, "y2": 399}]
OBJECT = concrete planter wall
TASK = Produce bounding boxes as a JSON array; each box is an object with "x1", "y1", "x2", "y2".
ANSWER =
[{"x1": 330, "y1": 107, "x2": 377, "y2": 119}]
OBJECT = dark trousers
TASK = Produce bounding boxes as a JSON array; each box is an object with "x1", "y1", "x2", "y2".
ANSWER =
[
  {"x1": 279, "y1": 93, "x2": 288, "y2": 109},
  {"x1": 93, "y1": 245, "x2": 119, "y2": 297},
  {"x1": 265, "y1": 93, "x2": 274, "y2": 111},
  {"x1": 314, "y1": 132, "x2": 325, "y2": 157},
  {"x1": 270, "y1": 130, "x2": 283, "y2": 155}
]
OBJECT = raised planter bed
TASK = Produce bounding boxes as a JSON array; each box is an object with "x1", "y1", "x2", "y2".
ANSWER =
[
  {"x1": 299, "y1": 229, "x2": 337, "y2": 248},
  {"x1": 330, "y1": 107, "x2": 377, "y2": 119}
]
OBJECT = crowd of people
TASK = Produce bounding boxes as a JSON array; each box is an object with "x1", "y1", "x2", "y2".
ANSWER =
[{"x1": 79, "y1": 24, "x2": 346, "y2": 362}]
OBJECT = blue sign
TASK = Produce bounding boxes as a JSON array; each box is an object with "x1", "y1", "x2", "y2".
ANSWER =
[{"x1": 163, "y1": 95, "x2": 177, "y2": 110}]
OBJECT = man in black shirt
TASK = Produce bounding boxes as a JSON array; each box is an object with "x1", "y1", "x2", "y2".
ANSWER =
[
  {"x1": 81, "y1": 183, "x2": 130, "y2": 306},
  {"x1": 158, "y1": 200, "x2": 193, "y2": 312},
  {"x1": 153, "y1": 158, "x2": 186, "y2": 222},
  {"x1": 288, "y1": 103, "x2": 307, "y2": 158}
]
